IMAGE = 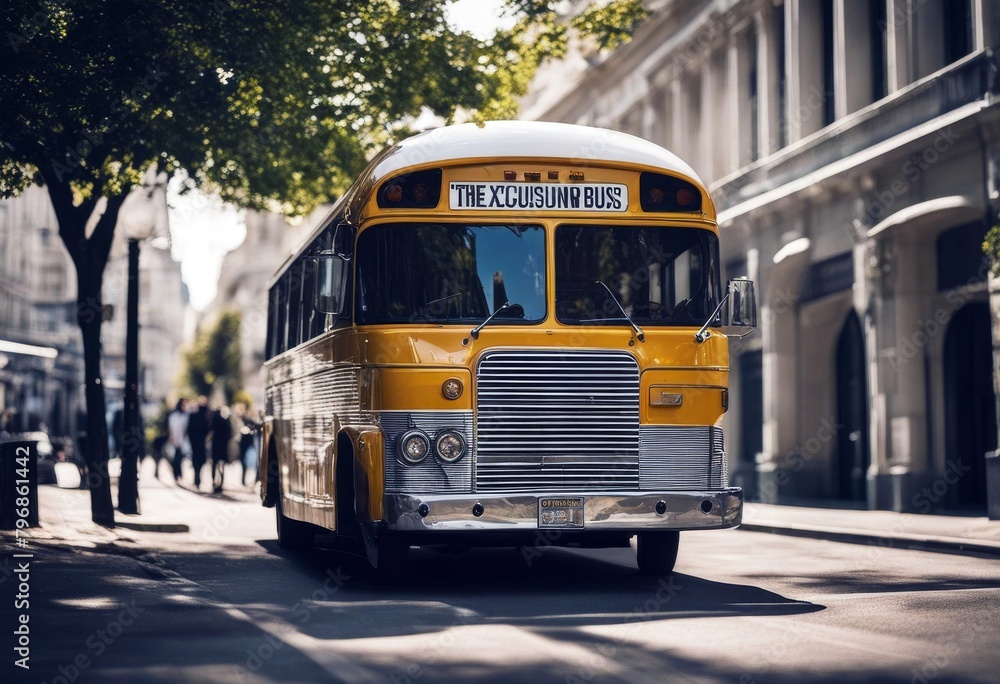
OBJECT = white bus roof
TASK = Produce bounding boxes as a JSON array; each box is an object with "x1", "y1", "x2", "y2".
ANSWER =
[
  {"x1": 268, "y1": 121, "x2": 707, "y2": 289},
  {"x1": 371, "y1": 121, "x2": 702, "y2": 185}
]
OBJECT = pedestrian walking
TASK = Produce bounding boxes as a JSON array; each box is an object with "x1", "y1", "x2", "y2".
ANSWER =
[
  {"x1": 234, "y1": 403, "x2": 261, "y2": 487},
  {"x1": 166, "y1": 398, "x2": 190, "y2": 481},
  {"x1": 210, "y1": 404, "x2": 233, "y2": 493},
  {"x1": 187, "y1": 396, "x2": 210, "y2": 490}
]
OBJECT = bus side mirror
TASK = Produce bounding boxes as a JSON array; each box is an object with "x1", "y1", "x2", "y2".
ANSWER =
[
  {"x1": 721, "y1": 277, "x2": 757, "y2": 337},
  {"x1": 314, "y1": 252, "x2": 349, "y2": 315},
  {"x1": 695, "y1": 277, "x2": 757, "y2": 343}
]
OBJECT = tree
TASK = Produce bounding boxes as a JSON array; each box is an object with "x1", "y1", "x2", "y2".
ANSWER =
[
  {"x1": 180, "y1": 311, "x2": 244, "y2": 405},
  {"x1": 0, "y1": 0, "x2": 645, "y2": 525}
]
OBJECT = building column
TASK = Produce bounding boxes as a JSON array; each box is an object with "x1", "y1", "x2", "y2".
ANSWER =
[
  {"x1": 754, "y1": 7, "x2": 776, "y2": 157},
  {"x1": 863, "y1": 227, "x2": 935, "y2": 511},
  {"x1": 975, "y1": 0, "x2": 999, "y2": 49},
  {"x1": 885, "y1": 0, "x2": 911, "y2": 93},
  {"x1": 832, "y1": 0, "x2": 849, "y2": 120},
  {"x1": 757, "y1": 236, "x2": 811, "y2": 503},
  {"x1": 727, "y1": 32, "x2": 742, "y2": 172}
]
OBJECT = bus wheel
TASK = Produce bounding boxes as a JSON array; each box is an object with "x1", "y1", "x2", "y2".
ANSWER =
[
  {"x1": 276, "y1": 492, "x2": 315, "y2": 552},
  {"x1": 636, "y1": 531, "x2": 679, "y2": 575},
  {"x1": 372, "y1": 534, "x2": 409, "y2": 584}
]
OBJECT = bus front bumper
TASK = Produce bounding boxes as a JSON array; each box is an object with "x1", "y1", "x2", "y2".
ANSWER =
[{"x1": 384, "y1": 488, "x2": 742, "y2": 533}]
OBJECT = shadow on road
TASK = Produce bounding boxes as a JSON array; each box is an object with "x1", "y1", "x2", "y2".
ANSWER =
[{"x1": 252, "y1": 538, "x2": 824, "y2": 642}]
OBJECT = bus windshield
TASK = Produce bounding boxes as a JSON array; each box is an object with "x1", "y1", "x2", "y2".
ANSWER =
[
  {"x1": 356, "y1": 223, "x2": 546, "y2": 324},
  {"x1": 555, "y1": 225, "x2": 720, "y2": 327}
]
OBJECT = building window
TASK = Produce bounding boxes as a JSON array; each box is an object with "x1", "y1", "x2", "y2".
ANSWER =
[
  {"x1": 774, "y1": 3, "x2": 787, "y2": 149},
  {"x1": 802, "y1": 252, "x2": 854, "y2": 302},
  {"x1": 937, "y1": 222, "x2": 988, "y2": 291},
  {"x1": 869, "y1": 0, "x2": 888, "y2": 101},
  {"x1": 747, "y1": 27, "x2": 759, "y2": 163},
  {"x1": 821, "y1": 0, "x2": 835, "y2": 126},
  {"x1": 943, "y1": 0, "x2": 973, "y2": 65}
]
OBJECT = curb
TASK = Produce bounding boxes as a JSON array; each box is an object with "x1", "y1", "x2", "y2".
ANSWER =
[
  {"x1": 739, "y1": 522, "x2": 1000, "y2": 558},
  {"x1": 115, "y1": 521, "x2": 190, "y2": 533}
]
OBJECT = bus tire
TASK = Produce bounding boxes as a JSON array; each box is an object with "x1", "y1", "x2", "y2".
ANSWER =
[
  {"x1": 276, "y1": 490, "x2": 315, "y2": 552},
  {"x1": 373, "y1": 534, "x2": 409, "y2": 584},
  {"x1": 636, "y1": 531, "x2": 679, "y2": 575}
]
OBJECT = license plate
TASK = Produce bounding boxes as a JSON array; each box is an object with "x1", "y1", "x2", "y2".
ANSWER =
[{"x1": 538, "y1": 497, "x2": 585, "y2": 529}]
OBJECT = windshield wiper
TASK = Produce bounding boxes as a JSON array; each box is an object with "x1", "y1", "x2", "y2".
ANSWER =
[
  {"x1": 595, "y1": 281, "x2": 645, "y2": 342},
  {"x1": 463, "y1": 302, "x2": 511, "y2": 345}
]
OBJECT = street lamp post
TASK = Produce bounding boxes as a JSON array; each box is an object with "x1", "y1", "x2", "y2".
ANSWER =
[{"x1": 118, "y1": 184, "x2": 158, "y2": 515}]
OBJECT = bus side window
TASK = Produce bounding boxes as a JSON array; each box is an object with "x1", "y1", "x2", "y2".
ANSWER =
[
  {"x1": 287, "y1": 263, "x2": 303, "y2": 349},
  {"x1": 266, "y1": 285, "x2": 278, "y2": 358},
  {"x1": 301, "y1": 254, "x2": 317, "y2": 342}
]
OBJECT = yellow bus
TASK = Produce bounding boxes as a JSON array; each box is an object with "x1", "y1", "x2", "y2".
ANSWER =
[{"x1": 260, "y1": 121, "x2": 756, "y2": 580}]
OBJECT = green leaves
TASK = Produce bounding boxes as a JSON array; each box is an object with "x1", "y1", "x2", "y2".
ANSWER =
[
  {"x1": 1, "y1": 0, "x2": 649, "y2": 215},
  {"x1": 180, "y1": 310, "x2": 243, "y2": 403},
  {"x1": 571, "y1": 0, "x2": 648, "y2": 51}
]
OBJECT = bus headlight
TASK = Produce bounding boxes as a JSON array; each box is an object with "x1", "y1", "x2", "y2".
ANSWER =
[
  {"x1": 435, "y1": 430, "x2": 467, "y2": 463},
  {"x1": 397, "y1": 429, "x2": 430, "y2": 465}
]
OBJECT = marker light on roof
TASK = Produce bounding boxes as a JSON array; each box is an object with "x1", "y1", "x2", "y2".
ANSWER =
[{"x1": 385, "y1": 184, "x2": 403, "y2": 203}]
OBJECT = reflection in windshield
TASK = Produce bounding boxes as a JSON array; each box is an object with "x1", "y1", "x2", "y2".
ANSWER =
[
  {"x1": 356, "y1": 223, "x2": 545, "y2": 324},
  {"x1": 555, "y1": 225, "x2": 720, "y2": 327}
]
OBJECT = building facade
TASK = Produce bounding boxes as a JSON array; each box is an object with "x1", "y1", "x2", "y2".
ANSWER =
[
  {"x1": 101, "y1": 175, "x2": 188, "y2": 416},
  {"x1": 0, "y1": 180, "x2": 187, "y2": 440},
  {"x1": 203, "y1": 207, "x2": 318, "y2": 408},
  {"x1": 527, "y1": 0, "x2": 1000, "y2": 513},
  {"x1": 0, "y1": 185, "x2": 83, "y2": 438}
]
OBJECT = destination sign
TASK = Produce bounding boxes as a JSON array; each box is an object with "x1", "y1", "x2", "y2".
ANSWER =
[{"x1": 449, "y1": 181, "x2": 628, "y2": 212}]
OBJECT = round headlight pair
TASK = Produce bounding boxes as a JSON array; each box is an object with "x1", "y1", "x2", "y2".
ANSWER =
[{"x1": 397, "y1": 428, "x2": 467, "y2": 465}]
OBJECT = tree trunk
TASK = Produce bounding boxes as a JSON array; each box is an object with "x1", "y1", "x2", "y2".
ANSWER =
[
  {"x1": 77, "y1": 267, "x2": 116, "y2": 527},
  {"x1": 45, "y1": 176, "x2": 130, "y2": 528}
]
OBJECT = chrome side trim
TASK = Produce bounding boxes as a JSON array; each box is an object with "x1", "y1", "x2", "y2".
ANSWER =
[
  {"x1": 639, "y1": 425, "x2": 727, "y2": 490},
  {"x1": 384, "y1": 488, "x2": 742, "y2": 532}
]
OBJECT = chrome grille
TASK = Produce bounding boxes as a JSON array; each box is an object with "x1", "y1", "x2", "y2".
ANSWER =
[
  {"x1": 475, "y1": 349, "x2": 640, "y2": 492},
  {"x1": 639, "y1": 426, "x2": 727, "y2": 490}
]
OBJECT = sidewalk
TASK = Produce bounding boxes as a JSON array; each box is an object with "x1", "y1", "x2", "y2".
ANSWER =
[
  {"x1": 742, "y1": 501, "x2": 1000, "y2": 557},
  {"x1": 21, "y1": 458, "x2": 262, "y2": 552}
]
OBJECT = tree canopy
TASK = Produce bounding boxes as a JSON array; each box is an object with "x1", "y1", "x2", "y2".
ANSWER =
[
  {"x1": 180, "y1": 310, "x2": 244, "y2": 405},
  {"x1": 2, "y1": 0, "x2": 646, "y2": 215},
  {"x1": 0, "y1": 0, "x2": 646, "y2": 524}
]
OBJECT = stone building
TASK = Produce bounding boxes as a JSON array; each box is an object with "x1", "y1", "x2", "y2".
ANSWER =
[
  {"x1": 102, "y1": 174, "x2": 188, "y2": 415},
  {"x1": 527, "y1": 0, "x2": 1000, "y2": 513},
  {"x1": 0, "y1": 180, "x2": 186, "y2": 438},
  {"x1": 203, "y1": 208, "x2": 320, "y2": 408},
  {"x1": 0, "y1": 185, "x2": 83, "y2": 437}
]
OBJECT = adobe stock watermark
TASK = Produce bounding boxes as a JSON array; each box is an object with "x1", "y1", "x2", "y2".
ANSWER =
[
  {"x1": 48, "y1": 65, "x2": 169, "y2": 183},
  {"x1": 739, "y1": 622, "x2": 809, "y2": 684},
  {"x1": 757, "y1": 418, "x2": 843, "y2": 503},
  {"x1": 855, "y1": 127, "x2": 961, "y2": 231},
  {"x1": 564, "y1": 575, "x2": 683, "y2": 684},
  {"x1": 38, "y1": 598, "x2": 145, "y2": 684},
  {"x1": 6, "y1": 0, "x2": 70, "y2": 53},
  {"x1": 893, "y1": 255, "x2": 989, "y2": 369},
  {"x1": 851, "y1": 456, "x2": 975, "y2": 571},
  {"x1": 236, "y1": 566, "x2": 350, "y2": 678},
  {"x1": 388, "y1": 609, "x2": 479, "y2": 684}
]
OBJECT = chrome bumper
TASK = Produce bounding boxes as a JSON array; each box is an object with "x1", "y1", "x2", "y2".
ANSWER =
[{"x1": 384, "y1": 488, "x2": 742, "y2": 532}]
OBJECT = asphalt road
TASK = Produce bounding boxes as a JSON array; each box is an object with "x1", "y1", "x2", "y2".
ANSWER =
[{"x1": 4, "y1": 476, "x2": 999, "y2": 683}]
